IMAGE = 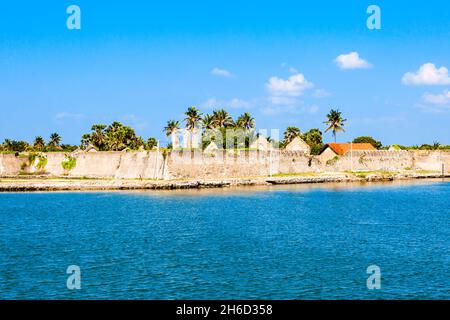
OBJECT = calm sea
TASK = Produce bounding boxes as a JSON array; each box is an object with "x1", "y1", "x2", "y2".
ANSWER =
[{"x1": 0, "y1": 180, "x2": 449, "y2": 299}]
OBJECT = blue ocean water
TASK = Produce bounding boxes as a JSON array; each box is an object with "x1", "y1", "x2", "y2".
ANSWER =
[{"x1": 0, "y1": 180, "x2": 449, "y2": 299}]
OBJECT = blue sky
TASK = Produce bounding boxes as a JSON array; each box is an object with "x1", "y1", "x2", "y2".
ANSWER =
[{"x1": 1, "y1": 0, "x2": 449, "y2": 146}]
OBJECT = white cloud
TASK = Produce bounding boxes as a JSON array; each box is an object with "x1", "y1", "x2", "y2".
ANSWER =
[
  {"x1": 211, "y1": 67, "x2": 233, "y2": 78},
  {"x1": 402, "y1": 63, "x2": 450, "y2": 86},
  {"x1": 266, "y1": 73, "x2": 313, "y2": 97},
  {"x1": 422, "y1": 90, "x2": 450, "y2": 104},
  {"x1": 334, "y1": 52, "x2": 372, "y2": 70},
  {"x1": 201, "y1": 97, "x2": 252, "y2": 109},
  {"x1": 418, "y1": 90, "x2": 450, "y2": 112}
]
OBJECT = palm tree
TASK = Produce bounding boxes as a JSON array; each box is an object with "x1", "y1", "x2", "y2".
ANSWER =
[
  {"x1": 163, "y1": 120, "x2": 180, "y2": 149},
  {"x1": 184, "y1": 107, "x2": 202, "y2": 130},
  {"x1": 212, "y1": 109, "x2": 234, "y2": 128},
  {"x1": 324, "y1": 109, "x2": 347, "y2": 142},
  {"x1": 432, "y1": 141, "x2": 441, "y2": 150},
  {"x1": 164, "y1": 120, "x2": 180, "y2": 136},
  {"x1": 3, "y1": 139, "x2": 13, "y2": 151},
  {"x1": 283, "y1": 126, "x2": 301, "y2": 144},
  {"x1": 147, "y1": 137, "x2": 157, "y2": 150},
  {"x1": 90, "y1": 124, "x2": 107, "y2": 150},
  {"x1": 236, "y1": 112, "x2": 255, "y2": 130},
  {"x1": 202, "y1": 114, "x2": 215, "y2": 130},
  {"x1": 80, "y1": 134, "x2": 91, "y2": 149},
  {"x1": 33, "y1": 136, "x2": 46, "y2": 151},
  {"x1": 49, "y1": 133, "x2": 62, "y2": 147}
]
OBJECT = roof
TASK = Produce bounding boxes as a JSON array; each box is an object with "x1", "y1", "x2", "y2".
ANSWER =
[
  {"x1": 250, "y1": 136, "x2": 274, "y2": 150},
  {"x1": 285, "y1": 136, "x2": 310, "y2": 152},
  {"x1": 322, "y1": 143, "x2": 376, "y2": 155}
]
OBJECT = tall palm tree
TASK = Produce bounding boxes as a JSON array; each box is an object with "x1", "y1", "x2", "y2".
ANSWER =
[
  {"x1": 324, "y1": 109, "x2": 346, "y2": 142},
  {"x1": 212, "y1": 109, "x2": 234, "y2": 128},
  {"x1": 202, "y1": 114, "x2": 215, "y2": 130},
  {"x1": 33, "y1": 136, "x2": 46, "y2": 150},
  {"x1": 164, "y1": 120, "x2": 180, "y2": 136},
  {"x1": 184, "y1": 106, "x2": 202, "y2": 130},
  {"x1": 164, "y1": 120, "x2": 180, "y2": 149},
  {"x1": 49, "y1": 133, "x2": 62, "y2": 147},
  {"x1": 236, "y1": 112, "x2": 255, "y2": 130},
  {"x1": 283, "y1": 126, "x2": 301, "y2": 144}
]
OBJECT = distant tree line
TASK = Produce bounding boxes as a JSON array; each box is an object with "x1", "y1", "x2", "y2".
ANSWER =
[
  {"x1": 0, "y1": 133, "x2": 77, "y2": 153},
  {"x1": 1, "y1": 108, "x2": 448, "y2": 153}
]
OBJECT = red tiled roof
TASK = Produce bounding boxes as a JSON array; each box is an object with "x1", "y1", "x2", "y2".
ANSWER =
[{"x1": 326, "y1": 143, "x2": 376, "y2": 155}]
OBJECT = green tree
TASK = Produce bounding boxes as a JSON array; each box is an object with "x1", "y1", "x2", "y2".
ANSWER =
[
  {"x1": 283, "y1": 126, "x2": 301, "y2": 145},
  {"x1": 81, "y1": 122, "x2": 144, "y2": 151},
  {"x1": 105, "y1": 122, "x2": 143, "y2": 151},
  {"x1": 49, "y1": 133, "x2": 62, "y2": 147},
  {"x1": 9, "y1": 140, "x2": 29, "y2": 152},
  {"x1": 90, "y1": 124, "x2": 107, "y2": 150},
  {"x1": 302, "y1": 128, "x2": 324, "y2": 155},
  {"x1": 324, "y1": 109, "x2": 346, "y2": 142},
  {"x1": 236, "y1": 112, "x2": 255, "y2": 130},
  {"x1": 202, "y1": 114, "x2": 215, "y2": 130},
  {"x1": 80, "y1": 134, "x2": 91, "y2": 149},
  {"x1": 164, "y1": 120, "x2": 180, "y2": 149},
  {"x1": 212, "y1": 109, "x2": 234, "y2": 128},
  {"x1": 147, "y1": 137, "x2": 157, "y2": 150},
  {"x1": 3, "y1": 139, "x2": 13, "y2": 151},
  {"x1": 352, "y1": 136, "x2": 382, "y2": 149},
  {"x1": 432, "y1": 141, "x2": 441, "y2": 150},
  {"x1": 33, "y1": 136, "x2": 46, "y2": 151},
  {"x1": 184, "y1": 106, "x2": 202, "y2": 130},
  {"x1": 164, "y1": 120, "x2": 180, "y2": 137}
]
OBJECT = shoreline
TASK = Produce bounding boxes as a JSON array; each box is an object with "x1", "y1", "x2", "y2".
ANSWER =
[{"x1": 0, "y1": 172, "x2": 448, "y2": 192}]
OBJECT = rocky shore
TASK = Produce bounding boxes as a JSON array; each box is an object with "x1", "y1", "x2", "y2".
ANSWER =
[{"x1": 0, "y1": 172, "x2": 448, "y2": 192}]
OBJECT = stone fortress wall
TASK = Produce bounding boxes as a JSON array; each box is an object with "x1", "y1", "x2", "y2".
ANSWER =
[{"x1": 0, "y1": 149, "x2": 449, "y2": 180}]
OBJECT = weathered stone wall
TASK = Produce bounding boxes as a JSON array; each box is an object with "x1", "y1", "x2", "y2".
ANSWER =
[
  {"x1": 0, "y1": 151, "x2": 166, "y2": 179},
  {"x1": 0, "y1": 150, "x2": 448, "y2": 179},
  {"x1": 326, "y1": 150, "x2": 414, "y2": 172}
]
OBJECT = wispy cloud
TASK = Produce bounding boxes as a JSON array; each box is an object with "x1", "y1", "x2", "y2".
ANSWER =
[
  {"x1": 402, "y1": 63, "x2": 450, "y2": 86},
  {"x1": 260, "y1": 102, "x2": 319, "y2": 116},
  {"x1": 313, "y1": 89, "x2": 331, "y2": 99},
  {"x1": 121, "y1": 114, "x2": 148, "y2": 130},
  {"x1": 334, "y1": 52, "x2": 372, "y2": 70},
  {"x1": 211, "y1": 67, "x2": 233, "y2": 78},
  {"x1": 201, "y1": 97, "x2": 253, "y2": 109},
  {"x1": 418, "y1": 90, "x2": 450, "y2": 112},
  {"x1": 54, "y1": 112, "x2": 84, "y2": 121},
  {"x1": 422, "y1": 90, "x2": 450, "y2": 104}
]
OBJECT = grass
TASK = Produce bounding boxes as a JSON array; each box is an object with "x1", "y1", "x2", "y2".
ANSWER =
[
  {"x1": 414, "y1": 170, "x2": 440, "y2": 174},
  {"x1": 272, "y1": 172, "x2": 319, "y2": 177},
  {"x1": 345, "y1": 170, "x2": 397, "y2": 178}
]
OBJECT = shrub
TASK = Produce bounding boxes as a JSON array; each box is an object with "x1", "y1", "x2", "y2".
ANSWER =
[
  {"x1": 326, "y1": 155, "x2": 340, "y2": 166},
  {"x1": 61, "y1": 156, "x2": 77, "y2": 171},
  {"x1": 36, "y1": 156, "x2": 47, "y2": 170}
]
